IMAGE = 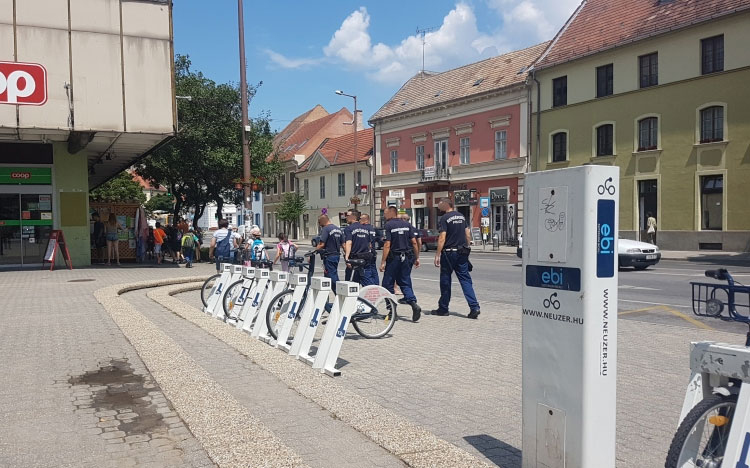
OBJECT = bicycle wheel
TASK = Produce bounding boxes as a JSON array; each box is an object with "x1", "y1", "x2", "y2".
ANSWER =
[
  {"x1": 222, "y1": 279, "x2": 247, "y2": 321},
  {"x1": 665, "y1": 393, "x2": 737, "y2": 468},
  {"x1": 351, "y1": 297, "x2": 397, "y2": 339},
  {"x1": 265, "y1": 289, "x2": 296, "y2": 341},
  {"x1": 200, "y1": 274, "x2": 221, "y2": 307}
]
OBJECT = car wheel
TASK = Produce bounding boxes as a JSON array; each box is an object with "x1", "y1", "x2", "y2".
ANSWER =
[{"x1": 634, "y1": 265, "x2": 649, "y2": 270}]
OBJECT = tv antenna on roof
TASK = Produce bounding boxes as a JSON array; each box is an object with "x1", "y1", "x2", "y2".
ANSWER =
[{"x1": 416, "y1": 26, "x2": 437, "y2": 75}]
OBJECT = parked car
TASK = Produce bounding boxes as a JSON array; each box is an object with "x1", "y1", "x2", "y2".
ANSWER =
[
  {"x1": 514, "y1": 235, "x2": 660, "y2": 270},
  {"x1": 374, "y1": 228, "x2": 386, "y2": 250},
  {"x1": 417, "y1": 229, "x2": 439, "y2": 251},
  {"x1": 618, "y1": 238, "x2": 661, "y2": 270}
]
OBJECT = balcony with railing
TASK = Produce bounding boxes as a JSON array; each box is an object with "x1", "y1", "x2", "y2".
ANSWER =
[{"x1": 419, "y1": 165, "x2": 451, "y2": 184}]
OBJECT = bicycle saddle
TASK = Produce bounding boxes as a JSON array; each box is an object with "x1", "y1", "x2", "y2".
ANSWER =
[{"x1": 705, "y1": 269, "x2": 729, "y2": 280}]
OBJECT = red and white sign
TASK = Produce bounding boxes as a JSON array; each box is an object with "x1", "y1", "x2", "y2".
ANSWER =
[
  {"x1": 0, "y1": 61, "x2": 47, "y2": 106},
  {"x1": 11, "y1": 172, "x2": 31, "y2": 179}
]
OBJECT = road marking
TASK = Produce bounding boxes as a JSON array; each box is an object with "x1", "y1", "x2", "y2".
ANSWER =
[
  {"x1": 620, "y1": 299, "x2": 690, "y2": 309},
  {"x1": 619, "y1": 285, "x2": 660, "y2": 291},
  {"x1": 619, "y1": 303, "x2": 715, "y2": 330}
]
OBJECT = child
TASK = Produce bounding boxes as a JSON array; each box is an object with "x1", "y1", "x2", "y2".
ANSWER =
[
  {"x1": 248, "y1": 227, "x2": 268, "y2": 267},
  {"x1": 273, "y1": 232, "x2": 297, "y2": 272},
  {"x1": 181, "y1": 228, "x2": 198, "y2": 268}
]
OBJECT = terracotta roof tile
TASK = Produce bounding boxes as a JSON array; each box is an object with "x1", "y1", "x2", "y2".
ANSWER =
[
  {"x1": 369, "y1": 42, "x2": 549, "y2": 122},
  {"x1": 536, "y1": 0, "x2": 750, "y2": 69},
  {"x1": 298, "y1": 128, "x2": 374, "y2": 171},
  {"x1": 273, "y1": 104, "x2": 328, "y2": 146},
  {"x1": 272, "y1": 108, "x2": 353, "y2": 162}
]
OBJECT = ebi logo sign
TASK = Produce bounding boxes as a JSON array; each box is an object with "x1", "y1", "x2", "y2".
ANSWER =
[
  {"x1": 597, "y1": 199, "x2": 616, "y2": 278},
  {"x1": 0, "y1": 62, "x2": 47, "y2": 106}
]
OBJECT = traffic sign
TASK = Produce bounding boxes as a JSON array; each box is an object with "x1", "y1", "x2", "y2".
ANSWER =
[
  {"x1": 481, "y1": 207, "x2": 489, "y2": 217},
  {"x1": 479, "y1": 196, "x2": 490, "y2": 208}
]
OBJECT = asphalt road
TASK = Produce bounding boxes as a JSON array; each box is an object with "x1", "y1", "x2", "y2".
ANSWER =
[{"x1": 289, "y1": 245, "x2": 750, "y2": 337}]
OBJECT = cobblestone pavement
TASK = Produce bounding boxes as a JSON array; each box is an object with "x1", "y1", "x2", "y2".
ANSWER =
[{"x1": 0, "y1": 264, "x2": 215, "y2": 467}]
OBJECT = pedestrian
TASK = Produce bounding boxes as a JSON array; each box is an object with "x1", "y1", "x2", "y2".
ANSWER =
[
  {"x1": 273, "y1": 232, "x2": 297, "y2": 272},
  {"x1": 181, "y1": 227, "x2": 198, "y2": 268},
  {"x1": 146, "y1": 226, "x2": 155, "y2": 261},
  {"x1": 209, "y1": 219, "x2": 237, "y2": 272},
  {"x1": 105, "y1": 213, "x2": 125, "y2": 266},
  {"x1": 315, "y1": 215, "x2": 343, "y2": 289},
  {"x1": 342, "y1": 210, "x2": 360, "y2": 281},
  {"x1": 646, "y1": 212, "x2": 657, "y2": 244},
  {"x1": 344, "y1": 212, "x2": 378, "y2": 286},
  {"x1": 358, "y1": 213, "x2": 380, "y2": 286},
  {"x1": 153, "y1": 222, "x2": 166, "y2": 264},
  {"x1": 380, "y1": 206, "x2": 421, "y2": 321},
  {"x1": 400, "y1": 213, "x2": 422, "y2": 253},
  {"x1": 227, "y1": 225, "x2": 243, "y2": 264},
  {"x1": 246, "y1": 227, "x2": 268, "y2": 267},
  {"x1": 194, "y1": 227, "x2": 202, "y2": 263},
  {"x1": 91, "y1": 212, "x2": 106, "y2": 264},
  {"x1": 433, "y1": 198, "x2": 480, "y2": 319}
]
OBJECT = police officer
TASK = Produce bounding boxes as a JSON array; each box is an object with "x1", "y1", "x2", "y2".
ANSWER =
[
  {"x1": 342, "y1": 210, "x2": 359, "y2": 282},
  {"x1": 344, "y1": 212, "x2": 379, "y2": 286},
  {"x1": 380, "y1": 206, "x2": 421, "y2": 322},
  {"x1": 398, "y1": 213, "x2": 421, "y2": 304},
  {"x1": 433, "y1": 197, "x2": 480, "y2": 319},
  {"x1": 315, "y1": 214, "x2": 343, "y2": 289}
]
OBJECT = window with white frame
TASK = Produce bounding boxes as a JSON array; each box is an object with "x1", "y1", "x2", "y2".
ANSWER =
[
  {"x1": 288, "y1": 171, "x2": 295, "y2": 192},
  {"x1": 459, "y1": 137, "x2": 470, "y2": 164},
  {"x1": 390, "y1": 150, "x2": 398, "y2": 173},
  {"x1": 273, "y1": 179, "x2": 278, "y2": 194},
  {"x1": 281, "y1": 173, "x2": 286, "y2": 193},
  {"x1": 337, "y1": 173, "x2": 345, "y2": 197},
  {"x1": 495, "y1": 131, "x2": 507, "y2": 160},
  {"x1": 638, "y1": 117, "x2": 658, "y2": 151},
  {"x1": 416, "y1": 145, "x2": 424, "y2": 170},
  {"x1": 552, "y1": 132, "x2": 567, "y2": 162},
  {"x1": 700, "y1": 106, "x2": 724, "y2": 143},
  {"x1": 319, "y1": 176, "x2": 325, "y2": 199},
  {"x1": 303, "y1": 179, "x2": 309, "y2": 198},
  {"x1": 596, "y1": 124, "x2": 614, "y2": 156}
]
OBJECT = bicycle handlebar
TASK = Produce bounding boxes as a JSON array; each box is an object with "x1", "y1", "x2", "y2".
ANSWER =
[{"x1": 705, "y1": 269, "x2": 731, "y2": 281}]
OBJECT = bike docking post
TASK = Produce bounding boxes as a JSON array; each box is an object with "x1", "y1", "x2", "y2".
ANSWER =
[
  {"x1": 292, "y1": 277, "x2": 331, "y2": 359},
  {"x1": 204, "y1": 263, "x2": 232, "y2": 314},
  {"x1": 521, "y1": 165, "x2": 619, "y2": 467},
  {"x1": 275, "y1": 273, "x2": 308, "y2": 352},
  {"x1": 310, "y1": 281, "x2": 359, "y2": 377},
  {"x1": 227, "y1": 266, "x2": 255, "y2": 322},
  {"x1": 239, "y1": 268, "x2": 270, "y2": 332},
  {"x1": 252, "y1": 271, "x2": 289, "y2": 342},
  {"x1": 212, "y1": 265, "x2": 244, "y2": 319}
]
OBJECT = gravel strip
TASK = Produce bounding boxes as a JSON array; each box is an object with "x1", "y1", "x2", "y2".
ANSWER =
[
  {"x1": 94, "y1": 278, "x2": 308, "y2": 468},
  {"x1": 149, "y1": 283, "x2": 494, "y2": 468}
]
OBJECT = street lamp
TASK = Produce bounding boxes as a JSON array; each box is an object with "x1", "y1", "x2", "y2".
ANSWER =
[
  {"x1": 335, "y1": 90, "x2": 360, "y2": 213},
  {"x1": 238, "y1": 0, "x2": 252, "y2": 229}
]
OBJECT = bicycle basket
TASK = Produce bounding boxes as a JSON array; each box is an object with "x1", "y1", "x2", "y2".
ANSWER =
[{"x1": 691, "y1": 281, "x2": 750, "y2": 322}]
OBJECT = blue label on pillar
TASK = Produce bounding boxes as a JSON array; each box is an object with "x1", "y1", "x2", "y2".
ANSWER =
[
  {"x1": 526, "y1": 265, "x2": 581, "y2": 292},
  {"x1": 597, "y1": 199, "x2": 615, "y2": 278}
]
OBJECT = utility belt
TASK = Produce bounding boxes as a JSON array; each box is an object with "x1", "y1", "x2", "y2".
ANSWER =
[
  {"x1": 443, "y1": 246, "x2": 471, "y2": 255},
  {"x1": 388, "y1": 248, "x2": 413, "y2": 262},
  {"x1": 350, "y1": 251, "x2": 375, "y2": 263}
]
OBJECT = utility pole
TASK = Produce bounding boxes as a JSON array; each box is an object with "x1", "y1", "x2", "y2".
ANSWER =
[
  {"x1": 416, "y1": 26, "x2": 437, "y2": 75},
  {"x1": 238, "y1": 0, "x2": 252, "y2": 229}
]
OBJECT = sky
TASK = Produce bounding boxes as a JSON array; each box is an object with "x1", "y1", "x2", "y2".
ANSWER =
[{"x1": 173, "y1": 0, "x2": 581, "y2": 131}]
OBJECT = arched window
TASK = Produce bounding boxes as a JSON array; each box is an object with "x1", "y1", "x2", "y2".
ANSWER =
[
  {"x1": 700, "y1": 106, "x2": 724, "y2": 143},
  {"x1": 596, "y1": 124, "x2": 614, "y2": 156},
  {"x1": 638, "y1": 117, "x2": 658, "y2": 151},
  {"x1": 552, "y1": 132, "x2": 567, "y2": 162}
]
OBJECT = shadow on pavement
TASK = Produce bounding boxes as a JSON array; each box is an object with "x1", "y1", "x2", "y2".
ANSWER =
[{"x1": 463, "y1": 434, "x2": 521, "y2": 467}]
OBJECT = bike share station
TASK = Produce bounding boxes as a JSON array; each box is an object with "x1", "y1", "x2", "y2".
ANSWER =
[
  {"x1": 203, "y1": 256, "x2": 396, "y2": 377},
  {"x1": 521, "y1": 165, "x2": 619, "y2": 467}
]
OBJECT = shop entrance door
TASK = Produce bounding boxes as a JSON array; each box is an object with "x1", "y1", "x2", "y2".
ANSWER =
[
  {"x1": 638, "y1": 179, "x2": 658, "y2": 241},
  {"x1": 494, "y1": 204, "x2": 508, "y2": 243},
  {"x1": 0, "y1": 190, "x2": 53, "y2": 266}
]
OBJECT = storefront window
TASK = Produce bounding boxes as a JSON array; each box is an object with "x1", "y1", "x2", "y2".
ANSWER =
[{"x1": 700, "y1": 175, "x2": 723, "y2": 230}]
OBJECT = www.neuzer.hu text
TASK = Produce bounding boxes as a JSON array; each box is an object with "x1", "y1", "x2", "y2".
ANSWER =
[{"x1": 522, "y1": 309, "x2": 583, "y2": 325}]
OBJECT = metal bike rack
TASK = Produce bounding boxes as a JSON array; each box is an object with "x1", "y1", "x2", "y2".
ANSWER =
[
  {"x1": 252, "y1": 271, "x2": 288, "y2": 341},
  {"x1": 225, "y1": 266, "x2": 255, "y2": 321},
  {"x1": 212, "y1": 265, "x2": 243, "y2": 319},
  {"x1": 274, "y1": 273, "x2": 308, "y2": 352},
  {"x1": 239, "y1": 268, "x2": 270, "y2": 331},
  {"x1": 310, "y1": 281, "x2": 359, "y2": 377},
  {"x1": 679, "y1": 341, "x2": 750, "y2": 465},
  {"x1": 204, "y1": 263, "x2": 232, "y2": 314},
  {"x1": 291, "y1": 277, "x2": 331, "y2": 359}
]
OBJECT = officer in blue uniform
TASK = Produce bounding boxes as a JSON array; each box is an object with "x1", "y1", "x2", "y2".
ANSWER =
[
  {"x1": 315, "y1": 214, "x2": 343, "y2": 289},
  {"x1": 380, "y1": 206, "x2": 421, "y2": 321},
  {"x1": 342, "y1": 210, "x2": 359, "y2": 282},
  {"x1": 344, "y1": 212, "x2": 378, "y2": 286},
  {"x1": 433, "y1": 197, "x2": 480, "y2": 319},
  {"x1": 359, "y1": 214, "x2": 380, "y2": 285},
  {"x1": 398, "y1": 213, "x2": 421, "y2": 304}
]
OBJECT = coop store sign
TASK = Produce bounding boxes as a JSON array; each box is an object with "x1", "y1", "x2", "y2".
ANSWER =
[{"x1": 0, "y1": 167, "x2": 52, "y2": 185}]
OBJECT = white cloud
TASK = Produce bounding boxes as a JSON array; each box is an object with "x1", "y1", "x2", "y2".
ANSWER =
[
  {"x1": 264, "y1": 49, "x2": 324, "y2": 69},
  {"x1": 264, "y1": 1, "x2": 578, "y2": 82}
]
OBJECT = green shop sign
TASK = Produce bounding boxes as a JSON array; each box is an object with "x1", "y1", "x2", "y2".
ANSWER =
[{"x1": 0, "y1": 167, "x2": 52, "y2": 185}]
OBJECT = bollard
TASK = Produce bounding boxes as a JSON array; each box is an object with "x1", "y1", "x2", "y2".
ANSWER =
[
  {"x1": 252, "y1": 270, "x2": 288, "y2": 341},
  {"x1": 292, "y1": 277, "x2": 331, "y2": 359},
  {"x1": 204, "y1": 263, "x2": 232, "y2": 314},
  {"x1": 521, "y1": 165, "x2": 619, "y2": 467},
  {"x1": 274, "y1": 274, "x2": 308, "y2": 351},
  {"x1": 212, "y1": 265, "x2": 243, "y2": 319},
  {"x1": 312, "y1": 281, "x2": 359, "y2": 377},
  {"x1": 239, "y1": 268, "x2": 270, "y2": 331}
]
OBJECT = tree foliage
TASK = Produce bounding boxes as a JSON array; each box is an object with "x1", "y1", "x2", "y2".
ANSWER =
[
  {"x1": 144, "y1": 193, "x2": 174, "y2": 213},
  {"x1": 277, "y1": 192, "x2": 307, "y2": 225},
  {"x1": 135, "y1": 55, "x2": 283, "y2": 227},
  {"x1": 90, "y1": 171, "x2": 146, "y2": 204}
]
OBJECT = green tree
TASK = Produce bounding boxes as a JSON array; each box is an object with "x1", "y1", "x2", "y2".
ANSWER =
[
  {"x1": 277, "y1": 192, "x2": 306, "y2": 237},
  {"x1": 144, "y1": 193, "x2": 174, "y2": 213},
  {"x1": 135, "y1": 55, "x2": 282, "y2": 227},
  {"x1": 90, "y1": 171, "x2": 145, "y2": 203}
]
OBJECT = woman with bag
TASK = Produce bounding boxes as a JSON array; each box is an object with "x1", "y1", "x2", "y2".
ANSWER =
[{"x1": 646, "y1": 212, "x2": 657, "y2": 244}]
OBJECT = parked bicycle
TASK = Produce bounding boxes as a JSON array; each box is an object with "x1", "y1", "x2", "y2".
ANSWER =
[
  {"x1": 265, "y1": 250, "x2": 397, "y2": 340},
  {"x1": 220, "y1": 259, "x2": 274, "y2": 320},
  {"x1": 665, "y1": 268, "x2": 750, "y2": 468},
  {"x1": 199, "y1": 251, "x2": 273, "y2": 309}
]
